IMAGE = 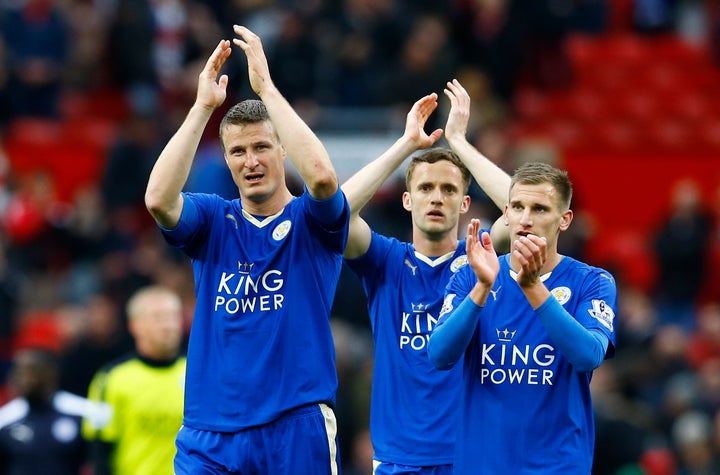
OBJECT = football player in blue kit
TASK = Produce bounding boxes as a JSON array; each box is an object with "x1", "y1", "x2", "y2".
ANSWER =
[
  {"x1": 428, "y1": 162, "x2": 617, "y2": 474},
  {"x1": 145, "y1": 25, "x2": 348, "y2": 474},
  {"x1": 342, "y1": 80, "x2": 510, "y2": 475}
]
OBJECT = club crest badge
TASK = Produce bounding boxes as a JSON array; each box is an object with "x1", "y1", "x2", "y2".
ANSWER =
[
  {"x1": 550, "y1": 286, "x2": 572, "y2": 305},
  {"x1": 450, "y1": 255, "x2": 468, "y2": 273},
  {"x1": 272, "y1": 220, "x2": 292, "y2": 241}
]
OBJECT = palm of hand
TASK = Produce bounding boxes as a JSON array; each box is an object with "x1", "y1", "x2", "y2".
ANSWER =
[{"x1": 468, "y1": 243, "x2": 499, "y2": 287}]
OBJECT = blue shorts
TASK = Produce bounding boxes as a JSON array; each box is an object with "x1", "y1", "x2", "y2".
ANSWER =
[
  {"x1": 373, "y1": 461, "x2": 453, "y2": 475},
  {"x1": 175, "y1": 403, "x2": 340, "y2": 475}
]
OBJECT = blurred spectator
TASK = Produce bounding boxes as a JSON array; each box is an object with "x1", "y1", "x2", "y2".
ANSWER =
[
  {"x1": 630, "y1": 325, "x2": 693, "y2": 418},
  {"x1": 701, "y1": 182, "x2": 720, "y2": 303},
  {"x1": 653, "y1": 179, "x2": 712, "y2": 330},
  {"x1": 710, "y1": 0, "x2": 720, "y2": 65},
  {"x1": 687, "y1": 303, "x2": 720, "y2": 371},
  {"x1": 267, "y1": 10, "x2": 321, "y2": 106},
  {"x1": 84, "y1": 285, "x2": 185, "y2": 475},
  {"x1": 62, "y1": 0, "x2": 107, "y2": 91},
  {"x1": 696, "y1": 358, "x2": 720, "y2": 414},
  {"x1": 58, "y1": 292, "x2": 132, "y2": 397},
  {"x1": 317, "y1": 0, "x2": 409, "y2": 106},
  {"x1": 569, "y1": 0, "x2": 609, "y2": 33},
  {"x1": 639, "y1": 447, "x2": 679, "y2": 475},
  {"x1": 671, "y1": 410, "x2": 720, "y2": 474},
  {"x1": 2, "y1": 172, "x2": 64, "y2": 271},
  {"x1": 384, "y1": 12, "x2": 458, "y2": 131},
  {"x1": 0, "y1": 242, "x2": 19, "y2": 401},
  {"x1": 613, "y1": 286, "x2": 658, "y2": 385},
  {"x1": 0, "y1": 0, "x2": 69, "y2": 119},
  {"x1": 453, "y1": 65, "x2": 508, "y2": 135},
  {"x1": 100, "y1": 112, "x2": 164, "y2": 216},
  {"x1": 0, "y1": 347, "x2": 109, "y2": 475},
  {"x1": 107, "y1": 0, "x2": 159, "y2": 115},
  {"x1": 517, "y1": 0, "x2": 574, "y2": 90},
  {"x1": 634, "y1": 0, "x2": 679, "y2": 33},
  {"x1": 151, "y1": 0, "x2": 188, "y2": 104},
  {"x1": 450, "y1": 0, "x2": 525, "y2": 101},
  {"x1": 0, "y1": 37, "x2": 12, "y2": 129},
  {"x1": 592, "y1": 362, "x2": 658, "y2": 475}
]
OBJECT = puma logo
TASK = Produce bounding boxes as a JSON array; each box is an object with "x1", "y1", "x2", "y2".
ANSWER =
[
  {"x1": 489, "y1": 286, "x2": 501, "y2": 301},
  {"x1": 225, "y1": 214, "x2": 239, "y2": 229},
  {"x1": 404, "y1": 259, "x2": 417, "y2": 275}
]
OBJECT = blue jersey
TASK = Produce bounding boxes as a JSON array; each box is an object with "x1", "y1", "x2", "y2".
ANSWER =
[
  {"x1": 441, "y1": 254, "x2": 617, "y2": 474},
  {"x1": 346, "y1": 232, "x2": 468, "y2": 466},
  {"x1": 161, "y1": 191, "x2": 349, "y2": 431}
]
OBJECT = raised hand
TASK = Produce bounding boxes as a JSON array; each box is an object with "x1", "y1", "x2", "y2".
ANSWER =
[
  {"x1": 196, "y1": 40, "x2": 232, "y2": 110},
  {"x1": 443, "y1": 79, "x2": 471, "y2": 143},
  {"x1": 232, "y1": 25, "x2": 275, "y2": 97},
  {"x1": 512, "y1": 234, "x2": 547, "y2": 288},
  {"x1": 466, "y1": 218, "x2": 499, "y2": 288},
  {"x1": 403, "y1": 93, "x2": 443, "y2": 150}
]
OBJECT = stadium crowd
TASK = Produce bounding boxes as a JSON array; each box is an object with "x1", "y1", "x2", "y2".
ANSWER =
[{"x1": 1, "y1": 0, "x2": 720, "y2": 474}]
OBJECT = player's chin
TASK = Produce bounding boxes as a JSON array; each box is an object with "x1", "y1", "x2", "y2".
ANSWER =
[
  {"x1": 423, "y1": 221, "x2": 451, "y2": 235},
  {"x1": 241, "y1": 184, "x2": 270, "y2": 199}
]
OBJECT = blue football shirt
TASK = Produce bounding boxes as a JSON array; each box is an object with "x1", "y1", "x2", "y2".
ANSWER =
[
  {"x1": 440, "y1": 254, "x2": 617, "y2": 474},
  {"x1": 346, "y1": 232, "x2": 468, "y2": 466},
  {"x1": 161, "y1": 191, "x2": 349, "y2": 431}
]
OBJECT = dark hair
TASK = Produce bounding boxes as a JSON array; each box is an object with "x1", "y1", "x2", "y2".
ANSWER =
[
  {"x1": 510, "y1": 162, "x2": 573, "y2": 209},
  {"x1": 219, "y1": 99, "x2": 273, "y2": 148},
  {"x1": 405, "y1": 148, "x2": 472, "y2": 194}
]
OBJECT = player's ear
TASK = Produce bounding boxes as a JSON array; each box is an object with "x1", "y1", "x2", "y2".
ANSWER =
[
  {"x1": 402, "y1": 191, "x2": 412, "y2": 211},
  {"x1": 559, "y1": 209, "x2": 573, "y2": 231},
  {"x1": 459, "y1": 195, "x2": 471, "y2": 214}
]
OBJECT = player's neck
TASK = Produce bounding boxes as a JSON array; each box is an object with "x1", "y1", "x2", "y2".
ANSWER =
[
  {"x1": 413, "y1": 231, "x2": 458, "y2": 258},
  {"x1": 242, "y1": 188, "x2": 293, "y2": 217}
]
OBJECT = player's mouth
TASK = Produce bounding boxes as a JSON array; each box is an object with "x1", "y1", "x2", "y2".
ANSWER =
[
  {"x1": 427, "y1": 209, "x2": 445, "y2": 220},
  {"x1": 245, "y1": 172, "x2": 264, "y2": 183}
]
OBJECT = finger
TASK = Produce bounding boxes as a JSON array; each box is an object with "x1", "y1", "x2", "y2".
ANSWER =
[
  {"x1": 206, "y1": 40, "x2": 230, "y2": 70},
  {"x1": 233, "y1": 24, "x2": 255, "y2": 39},
  {"x1": 481, "y1": 231, "x2": 495, "y2": 253},
  {"x1": 512, "y1": 239, "x2": 533, "y2": 265},
  {"x1": 443, "y1": 87, "x2": 457, "y2": 104},
  {"x1": 428, "y1": 128, "x2": 443, "y2": 143},
  {"x1": 466, "y1": 221, "x2": 479, "y2": 244},
  {"x1": 452, "y1": 79, "x2": 467, "y2": 95},
  {"x1": 417, "y1": 94, "x2": 438, "y2": 115},
  {"x1": 514, "y1": 238, "x2": 543, "y2": 274},
  {"x1": 218, "y1": 74, "x2": 229, "y2": 91}
]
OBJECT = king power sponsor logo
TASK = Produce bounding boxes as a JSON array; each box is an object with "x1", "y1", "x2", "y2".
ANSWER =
[
  {"x1": 399, "y1": 302, "x2": 438, "y2": 351},
  {"x1": 213, "y1": 262, "x2": 285, "y2": 314},
  {"x1": 477, "y1": 330, "x2": 556, "y2": 386}
]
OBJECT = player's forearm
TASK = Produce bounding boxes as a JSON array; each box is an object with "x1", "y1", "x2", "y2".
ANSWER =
[
  {"x1": 447, "y1": 135, "x2": 510, "y2": 210},
  {"x1": 260, "y1": 87, "x2": 338, "y2": 199},
  {"x1": 428, "y1": 296, "x2": 483, "y2": 370},
  {"x1": 145, "y1": 104, "x2": 213, "y2": 225},
  {"x1": 342, "y1": 136, "x2": 417, "y2": 215},
  {"x1": 534, "y1": 296, "x2": 608, "y2": 372}
]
